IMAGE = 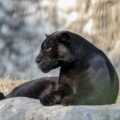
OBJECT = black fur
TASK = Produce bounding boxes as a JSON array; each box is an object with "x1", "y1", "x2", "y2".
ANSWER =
[
  {"x1": 0, "y1": 92, "x2": 5, "y2": 100},
  {"x1": 0, "y1": 31, "x2": 119, "y2": 106},
  {"x1": 0, "y1": 77, "x2": 59, "y2": 105},
  {"x1": 36, "y1": 31, "x2": 119, "y2": 106}
]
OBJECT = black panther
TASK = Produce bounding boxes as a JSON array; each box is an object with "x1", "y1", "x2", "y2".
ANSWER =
[
  {"x1": 36, "y1": 31, "x2": 119, "y2": 105},
  {"x1": 0, "y1": 31, "x2": 119, "y2": 106}
]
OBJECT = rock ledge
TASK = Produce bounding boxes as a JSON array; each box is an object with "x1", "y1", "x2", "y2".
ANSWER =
[{"x1": 0, "y1": 97, "x2": 120, "y2": 120}]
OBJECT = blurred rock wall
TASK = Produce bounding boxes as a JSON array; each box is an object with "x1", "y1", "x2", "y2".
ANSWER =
[{"x1": 0, "y1": 0, "x2": 120, "y2": 79}]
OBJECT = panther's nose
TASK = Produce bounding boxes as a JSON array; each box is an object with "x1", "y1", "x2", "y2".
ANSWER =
[{"x1": 35, "y1": 56, "x2": 41, "y2": 64}]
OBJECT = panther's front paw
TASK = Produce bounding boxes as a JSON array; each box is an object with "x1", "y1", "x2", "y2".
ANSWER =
[
  {"x1": 40, "y1": 95, "x2": 61, "y2": 106},
  {"x1": 61, "y1": 96, "x2": 72, "y2": 106}
]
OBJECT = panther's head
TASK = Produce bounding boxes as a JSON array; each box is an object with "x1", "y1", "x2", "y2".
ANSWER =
[{"x1": 36, "y1": 31, "x2": 76, "y2": 73}]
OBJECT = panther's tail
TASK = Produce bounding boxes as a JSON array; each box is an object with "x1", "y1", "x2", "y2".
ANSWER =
[{"x1": 0, "y1": 92, "x2": 5, "y2": 100}]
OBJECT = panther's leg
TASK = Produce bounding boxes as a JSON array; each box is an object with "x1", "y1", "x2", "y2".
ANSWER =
[{"x1": 39, "y1": 84, "x2": 72, "y2": 106}]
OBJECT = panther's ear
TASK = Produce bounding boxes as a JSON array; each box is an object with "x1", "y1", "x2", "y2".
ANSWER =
[
  {"x1": 45, "y1": 34, "x2": 49, "y2": 38},
  {"x1": 58, "y1": 31, "x2": 71, "y2": 44}
]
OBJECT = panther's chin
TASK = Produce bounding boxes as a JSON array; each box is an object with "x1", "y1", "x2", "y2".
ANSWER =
[
  {"x1": 40, "y1": 67, "x2": 50, "y2": 73},
  {"x1": 39, "y1": 62, "x2": 59, "y2": 73}
]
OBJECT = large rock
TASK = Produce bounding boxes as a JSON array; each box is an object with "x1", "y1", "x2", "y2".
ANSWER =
[{"x1": 0, "y1": 97, "x2": 120, "y2": 120}]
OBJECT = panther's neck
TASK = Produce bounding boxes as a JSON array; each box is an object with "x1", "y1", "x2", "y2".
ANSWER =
[
  {"x1": 58, "y1": 35, "x2": 100, "y2": 83},
  {"x1": 59, "y1": 51, "x2": 96, "y2": 80}
]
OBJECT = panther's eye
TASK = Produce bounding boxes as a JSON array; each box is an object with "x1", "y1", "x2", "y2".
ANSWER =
[{"x1": 46, "y1": 48, "x2": 52, "y2": 52}]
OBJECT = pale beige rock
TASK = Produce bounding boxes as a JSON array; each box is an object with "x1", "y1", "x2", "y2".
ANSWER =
[{"x1": 0, "y1": 97, "x2": 120, "y2": 120}]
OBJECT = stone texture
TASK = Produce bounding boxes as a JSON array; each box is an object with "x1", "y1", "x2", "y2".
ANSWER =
[{"x1": 0, "y1": 97, "x2": 120, "y2": 120}]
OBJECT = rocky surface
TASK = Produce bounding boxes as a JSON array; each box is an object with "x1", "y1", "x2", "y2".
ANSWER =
[
  {"x1": 0, "y1": 0, "x2": 119, "y2": 79},
  {"x1": 0, "y1": 97, "x2": 120, "y2": 120}
]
